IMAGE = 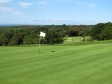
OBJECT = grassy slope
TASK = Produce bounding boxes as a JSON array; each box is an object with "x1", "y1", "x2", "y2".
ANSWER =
[
  {"x1": 64, "y1": 37, "x2": 82, "y2": 43},
  {"x1": 0, "y1": 42, "x2": 112, "y2": 84}
]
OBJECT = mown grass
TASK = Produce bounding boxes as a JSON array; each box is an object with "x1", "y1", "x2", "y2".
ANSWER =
[
  {"x1": 63, "y1": 36, "x2": 112, "y2": 46},
  {"x1": 0, "y1": 40, "x2": 112, "y2": 84}
]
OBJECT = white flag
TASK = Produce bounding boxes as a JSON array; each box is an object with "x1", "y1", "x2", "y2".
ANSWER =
[{"x1": 40, "y1": 32, "x2": 46, "y2": 37}]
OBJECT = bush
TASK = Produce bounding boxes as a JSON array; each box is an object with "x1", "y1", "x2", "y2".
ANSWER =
[{"x1": 91, "y1": 22, "x2": 112, "y2": 40}]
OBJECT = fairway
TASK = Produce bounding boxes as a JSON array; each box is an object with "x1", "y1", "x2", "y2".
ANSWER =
[{"x1": 0, "y1": 43, "x2": 112, "y2": 84}]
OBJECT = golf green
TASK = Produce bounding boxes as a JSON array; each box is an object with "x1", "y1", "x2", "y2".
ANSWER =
[{"x1": 0, "y1": 43, "x2": 112, "y2": 84}]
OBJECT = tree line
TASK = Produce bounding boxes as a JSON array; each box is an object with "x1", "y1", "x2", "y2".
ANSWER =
[
  {"x1": 91, "y1": 22, "x2": 112, "y2": 40},
  {"x1": 0, "y1": 22, "x2": 112, "y2": 46}
]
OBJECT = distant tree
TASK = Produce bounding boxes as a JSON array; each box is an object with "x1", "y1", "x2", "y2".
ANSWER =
[
  {"x1": 1, "y1": 36, "x2": 9, "y2": 46},
  {"x1": 10, "y1": 30, "x2": 24, "y2": 45},
  {"x1": 0, "y1": 25, "x2": 93, "y2": 46},
  {"x1": 23, "y1": 36, "x2": 33, "y2": 45},
  {"x1": 91, "y1": 22, "x2": 112, "y2": 40},
  {"x1": 45, "y1": 29, "x2": 64, "y2": 44},
  {"x1": 0, "y1": 33, "x2": 9, "y2": 46},
  {"x1": 68, "y1": 29, "x2": 79, "y2": 36}
]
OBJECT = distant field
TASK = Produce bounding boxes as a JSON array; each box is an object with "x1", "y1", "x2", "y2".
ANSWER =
[
  {"x1": 64, "y1": 36, "x2": 91, "y2": 44},
  {"x1": 0, "y1": 41, "x2": 112, "y2": 84},
  {"x1": 64, "y1": 37, "x2": 82, "y2": 43}
]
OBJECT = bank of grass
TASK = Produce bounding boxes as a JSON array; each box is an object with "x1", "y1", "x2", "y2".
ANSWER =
[
  {"x1": 61, "y1": 36, "x2": 112, "y2": 46},
  {"x1": 0, "y1": 39, "x2": 112, "y2": 84}
]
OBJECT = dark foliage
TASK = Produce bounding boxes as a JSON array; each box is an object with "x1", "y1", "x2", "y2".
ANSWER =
[
  {"x1": 0, "y1": 25, "x2": 92, "y2": 46},
  {"x1": 91, "y1": 22, "x2": 112, "y2": 40}
]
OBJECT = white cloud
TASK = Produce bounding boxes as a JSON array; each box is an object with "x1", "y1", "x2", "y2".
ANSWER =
[
  {"x1": 0, "y1": 7, "x2": 13, "y2": 13},
  {"x1": 76, "y1": 1, "x2": 96, "y2": 8},
  {"x1": 19, "y1": 1, "x2": 48, "y2": 7},
  {"x1": 32, "y1": 19, "x2": 79, "y2": 25},
  {"x1": 18, "y1": 2, "x2": 33, "y2": 7},
  {"x1": 36, "y1": 1, "x2": 48, "y2": 5},
  {"x1": 0, "y1": 0, "x2": 13, "y2": 4},
  {"x1": 0, "y1": 7, "x2": 23, "y2": 15},
  {"x1": 0, "y1": 0, "x2": 23, "y2": 15}
]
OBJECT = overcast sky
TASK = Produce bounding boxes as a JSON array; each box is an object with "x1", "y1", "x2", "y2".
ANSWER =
[{"x1": 0, "y1": 0, "x2": 112, "y2": 25}]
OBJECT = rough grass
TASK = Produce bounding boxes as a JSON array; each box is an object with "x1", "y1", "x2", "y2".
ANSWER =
[
  {"x1": 64, "y1": 37, "x2": 82, "y2": 43},
  {"x1": 0, "y1": 41, "x2": 112, "y2": 84}
]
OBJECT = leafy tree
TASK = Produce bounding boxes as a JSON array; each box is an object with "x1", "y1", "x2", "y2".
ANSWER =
[
  {"x1": 91, "y1": 22, "x2": 112, "y2": 40},
  {"x1": 45, "y1": 29, "x2": 64, "y2": 44},
  {"x1": 0, "y1": 25, "x2": 93, "y2": 46},
  {"x1": 0, "y1": 33, "x2": 9, "y2": 46}
]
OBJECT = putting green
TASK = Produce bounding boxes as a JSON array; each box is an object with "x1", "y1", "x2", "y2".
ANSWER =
[{"x1": 0, "y1": 43, "x2": 112, "y2": 84}]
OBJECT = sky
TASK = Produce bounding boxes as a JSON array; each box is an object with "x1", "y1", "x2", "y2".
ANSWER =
[{"x1": 0, "y1": 0, "x2": 112, "y2": 25}]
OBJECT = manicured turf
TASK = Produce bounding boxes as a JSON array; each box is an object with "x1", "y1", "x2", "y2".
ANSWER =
[{"x1": 0, "y1": 43, "x2": 112, "y2": 84}]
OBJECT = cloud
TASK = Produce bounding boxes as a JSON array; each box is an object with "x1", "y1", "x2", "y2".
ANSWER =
[
  {"x1": 0, "y1": 0, "x2": 13, "y2": 4},
  {"x1": 32, "y1": 19, "x2": 79, "y2": 25},
  {"x1": 0, "y1": 0, "x2": 23, "y2": 15},
  {"x1": 76, "y1": 1, "x2": 96, "y2": 8},
  {"x1": 56, "y1": 0, "x2": 96, "y2": 8},
  {"x1": 19, "y1": 1, "x2": 48, "y2": 7},
  {"x1": 36, "y1": 1, "x2": 48, "y2": 4},
  {"x1": 32, "y1": 18, "x2": 98, "y2": 25},
  {"x1": 0, "y1": 0, "x2": 14, "y2": 13},
  {"x1": 0, "y1": 7, "x2": 23, "y2": 15},
  {"x1": 18, "y1": 2, "x2": 33, "y2": 7},
  {"x1": 0, "y1": 7, "x2": 14, "y2": 13}
]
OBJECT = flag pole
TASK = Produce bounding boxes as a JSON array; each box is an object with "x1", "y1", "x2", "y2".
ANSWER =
[
  {"x1": 39, "y1": 31, "x2": 46, "y2": 54},
  {"x1": 39, "y1": 37, "x2": 40, "y2": 54}
]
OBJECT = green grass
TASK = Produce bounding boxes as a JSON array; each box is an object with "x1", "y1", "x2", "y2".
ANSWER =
[
  {"x1": 64, "y1": 36, "x2": 93, "y2": 44},
  {"x1": 0, "y1": 41, "x2": 112, "y2": 84},
  {"x1": 64, "y1": 36, "x2": 82, "y2": 43}
]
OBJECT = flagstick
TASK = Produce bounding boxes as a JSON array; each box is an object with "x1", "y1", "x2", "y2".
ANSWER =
[
  {"x1": 39, "y1": 31, "x2": 46, "y2": 54},
  {"x1": 39, "y1": 37, "x2": 40, "y2": 54}
]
